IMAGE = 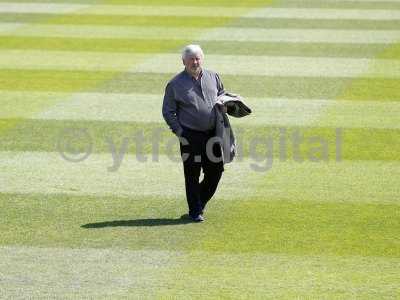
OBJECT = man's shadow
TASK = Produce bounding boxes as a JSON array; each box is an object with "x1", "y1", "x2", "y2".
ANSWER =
[{"x1": 81, "y1": 214, "x2": 192, "y2": 228}]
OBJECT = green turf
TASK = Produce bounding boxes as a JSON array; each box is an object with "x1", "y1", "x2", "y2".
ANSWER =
[
  {"x1": 1, "y1": 0, "x2": 400, "y2": 10},
  {"x1": 2, "y1": 13, "x2": 400, "y2": 30},
  {"x1": 1, "y1": 36, "x2": 396, "y2": 58},
  {"x1": 2, "y1": 70, "x2": 400, "y2": 100},
  {"x1": 0, "y1": 0, "x2": 399, "y2": 298},
  {"x1": 0, "y1": 13, "x2": 231, "y2": 27},
  {"x1": 0, "y1": 193, "x2": 398, "y2": 256},
  {"x1": 0, "y1": 0, "x2": 273, "y2": 6},
  {"x1": 270, "y1": 0, "x2": 400, "y2": 10},
  {"x1": 0, "y1": 119, "x2": 399, "y2": 161}
]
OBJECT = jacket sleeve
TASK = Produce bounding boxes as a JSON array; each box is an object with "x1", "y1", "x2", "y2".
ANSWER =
[
  {"x1": 216, "y1": 73, "x2": 225, "y2": 96},
  {"x1": 162, "y1": 82, "x2": 184, "y2": 137}
]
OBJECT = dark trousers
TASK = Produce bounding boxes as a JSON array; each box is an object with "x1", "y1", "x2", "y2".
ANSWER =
[{"x1": 179, "y1": 127, "x2": 224, "y2": 217}]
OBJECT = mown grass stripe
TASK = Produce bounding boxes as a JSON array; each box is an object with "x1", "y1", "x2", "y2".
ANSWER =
[
  {"x1": 0, "y1": 36, "x2": 189, "y2": 53},
  {"x1": 245, "y1": 8, "x2": 400, "y2": 20},
  {"x1": 2, "y1": 1, "x2": 398, "y2": 298},
  {"x1": 0, "y1": 2, "x2": 90, "y2": 13},
  {"x1": 0, "y1": 22, "x2": 22, "y2": 32},
  {"x1": 0, "y1": 0, "x2": 273, "y2": 6},
  {"x1": 0, "y1": 246, "x2": 176, "y2": 298},
  {"x1": 2, "y1": 13, "x2": 400, "y2": 30},
  {"x1": 1, "y1": 91, "x2": 398, "y2": 129},
  {"x1": 0, "y1": 49, "x2": 152, "y2": 72},
  {"x1": 230, "y1": 18, "x2": 400, "y2": 30},
  {"x1": 0, "y1": 1, "x2": 246, "y2": 138},
  {"x1": 0, "y1": 3, "x2": 250, "y2": 17},
  {"x1": 0, "y1": 22, "x2": 206, "y2": 40},
  {"x1": 202, "y1": 27, "x2": 400, "y2": 44},
  {"x1": 1, "y1": 70, "x2": 400, "y2": 101},
  {"x1": 0, "y1": 13, "x2": 231, "y2": 28},
  {"x1": 130, "y1": 53, "x2": 400, "y2": 78},
  {"x1": 0, "y1": 246, "x2": 398, "y2": 298},
  {"x1": 0, "y1": 151, "x2": 398, "y2": 205},
  {"x1": 2, "y1": 4, "x2": 400, "y2": 20},
  {"x1": 0, "y1": 152, "x2": 263, "y2": 199},
  {"x1": 0, "y1": 118, "x2": 398, "y2": 162},
  {"x1": 270, "y1": 0, "x2": 400, "y2": 9},
  {"x1": 1, "y1": 36, "x2": 398, "y2": 59},
  {"x1": 1, "y1": 23, "x2": 398, "y2": 44},
  {"x1": 1, "y1": 50, "x2": 399, "y2": 78}
]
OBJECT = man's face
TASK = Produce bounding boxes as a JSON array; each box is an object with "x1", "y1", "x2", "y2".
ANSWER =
[{"x1": 183, "y1": 53, "x2": 203, "y2": 76}]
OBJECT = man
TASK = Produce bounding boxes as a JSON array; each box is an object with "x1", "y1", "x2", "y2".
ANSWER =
[{"x1": 162, "y1": 44, "x2": 225, "y2": 222}]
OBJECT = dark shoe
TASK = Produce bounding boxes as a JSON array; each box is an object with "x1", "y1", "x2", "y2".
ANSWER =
[{"x1": 191, "y1": 214, "x2": 204, "y2": 222}]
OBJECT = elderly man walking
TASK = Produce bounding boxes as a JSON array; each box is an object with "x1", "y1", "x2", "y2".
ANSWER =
[{"x1": 162, "y1": 45, "x2": 225, "y2": 222}]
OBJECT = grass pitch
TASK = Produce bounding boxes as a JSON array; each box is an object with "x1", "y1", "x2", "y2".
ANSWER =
[{"x1": 0, "y1": 0, "x2": 399, "y2": 298}]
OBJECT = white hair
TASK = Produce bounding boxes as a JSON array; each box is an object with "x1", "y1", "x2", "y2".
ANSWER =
[{"x1": 181, "y1": 44, "x2": 204, "y2": 60}]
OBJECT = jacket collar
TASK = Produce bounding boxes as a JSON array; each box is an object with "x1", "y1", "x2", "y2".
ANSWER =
[{"x1": 183, "y1": 68, "x2": 203, "y2": 81}]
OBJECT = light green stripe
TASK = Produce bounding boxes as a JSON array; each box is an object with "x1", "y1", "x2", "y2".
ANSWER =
[
  {"x1": 0, "y1": 36, "x2": 189, "y2": 53},
  {"x1": 130, "y1": 53, "x2": 400, "y2": 78},
  {"x1": 0, "y1": 3, "x2": 250, "y2": 17},
  {"x1": 0, "y1": 152, "x2": 262, "y2": 199},
  {"x1": 0, "y1": 246, "x2": 176, "y2": 299},
  {"x1": 0, "y1": 22, "x2": 204, "y2": 40},
  {"x1": 271, "y1": 0, "x2": 400, "y2": 9},
  {"x1": 245, "y1": 8, "x2": 400, "y2": 20},
  {"x1": 1, "y1": 70, "x2": 400, "y2": 101},
  {"x1": 230, "y1": 18, "x2": 400, "y2": 30},
  {"x1": 1, "y1": 50, "x2": 399, "y2": 78},
  {"x1": 0, "y1": 246, "x2": 398, "y2": 298},
  {"x1": 0, "y1": 49, "x2": 153, "y2": 72},
  {"x1": 1, "y1": 23, "x2": 399, "y2": 44},
  {"x1": 2, "y1": 4, "x2": 400, "y2": 20},
  {"x1": 0, "y1": 151, "x2": 398, "y2": 204},
  {"x1": 1, "y1": 91, "x2": 399, "y2": 129},
  {"x1": 0, "y1": 2, "x2": 90, "y2": 13},
  {"x1": 0, "y1": 0, "x2": 271, "y2": 6},
  {"x1": 2, "y1": 13, "x2": 400, "y2": 30},
  {"x1": 202, "y1": 27, "x2": 400, "y2": 44},
  {"x1": 0, "y1": 22, "x2": 22, "y2": 32}
]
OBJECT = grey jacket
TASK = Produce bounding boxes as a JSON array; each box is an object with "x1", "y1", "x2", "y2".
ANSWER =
[
  {"x1": 215, "y1": 92, "x2": 252, "y2": 164},
  {"x1": 162, "y1": 69, "x2": 224, "y2": 136}
]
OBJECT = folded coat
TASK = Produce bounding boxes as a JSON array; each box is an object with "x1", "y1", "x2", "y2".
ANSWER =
[{"x1": 215, "y1": 92, "x2": 252, "y2": 164}]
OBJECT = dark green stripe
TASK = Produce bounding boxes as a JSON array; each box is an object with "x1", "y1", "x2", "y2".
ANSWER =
[
  {"x1": 201, "y1": 41, "x2": 396, "y2": 58},
  {"x1": 1, "y1": 192, "x2": 399, "y2": 257},
  {"x1": 1, "y1": 70, "x2": 400, "y2": 101},
  {"x1": 0, "y1": 118, "x2": 398, "y2": 161},
  {"x1": 1, "y1": 36, "x2": 396, "y2": 59},
  {"x1": 0, "y1": 36, "x2": 189, "y2": 54},
  {"x1": 1, "y1": 36, "x2": 395, "y2": 59},
  {"x1": 0, "y1": 36, "x2": 189, "y2": 53},
  {"x1": 0, "y1": 69, "x2": 118, "y2": 93},
  {"x1": 212, "y1": 199, "x2": 400, "y2": 256}
]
